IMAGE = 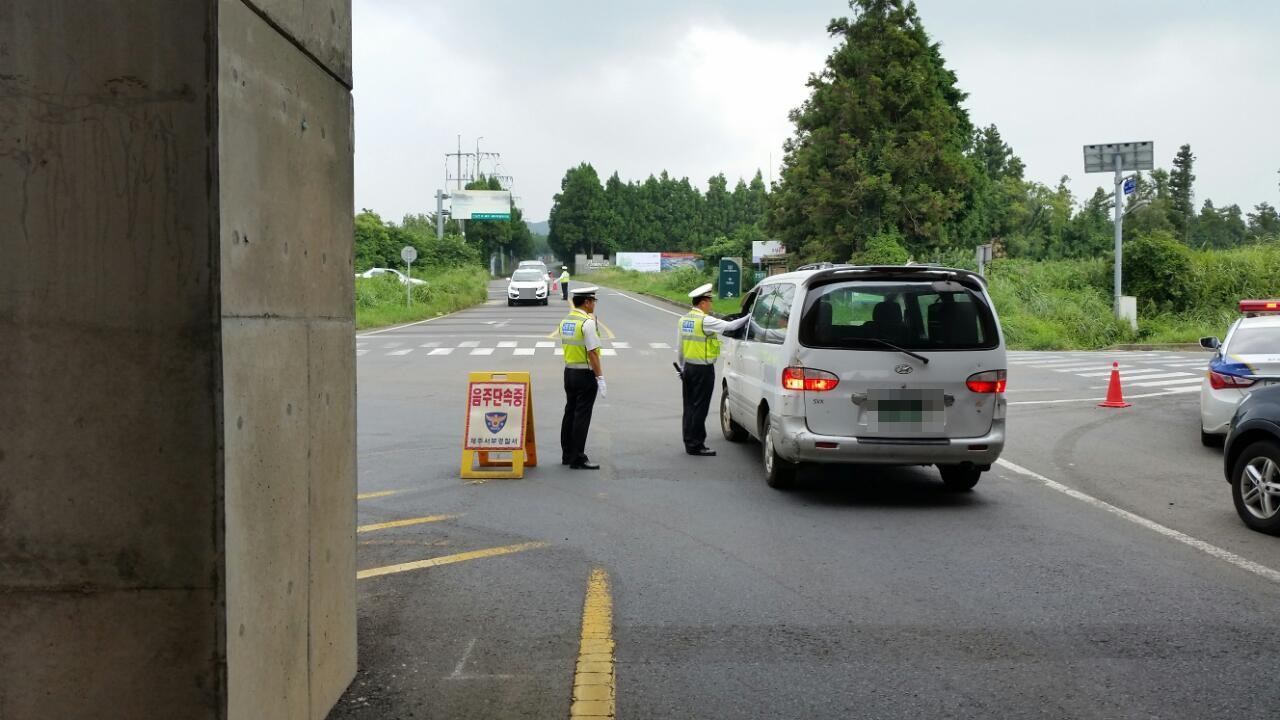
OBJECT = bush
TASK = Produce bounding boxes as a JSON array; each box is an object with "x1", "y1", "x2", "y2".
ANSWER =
[
  {"x1": 355, "y1": 266, "x2": 489, "y2": 329},
  {"x1": 1124, "y1": 230, "x2": 1194, "y2": 313},
  {"x1": 854, "y1": 229, "x2": 910, "y2": 265}
]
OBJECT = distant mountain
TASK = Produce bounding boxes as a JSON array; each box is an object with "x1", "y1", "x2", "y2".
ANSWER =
[{"x1": 525, "y1": 220, "x2": 549, "y2": 236}]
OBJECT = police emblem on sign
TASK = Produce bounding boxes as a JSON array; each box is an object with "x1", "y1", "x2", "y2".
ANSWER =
[{"x1": 484, "y1": 412, "x2": 508, "y2": 433}]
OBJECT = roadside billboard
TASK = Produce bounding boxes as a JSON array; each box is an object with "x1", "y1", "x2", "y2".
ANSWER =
[
  {"x1": 451, "y1": 190, "x2": 512, "y2": 220},
  {"x1": 660, "y1": 252, "x2": 703, "y2": 271},
  {"x1": 616, "y1": 252, "x2": 662, "y2": 272},
  {"x1": 752, "y1": 240, "x2": 785, "y2": 263}
]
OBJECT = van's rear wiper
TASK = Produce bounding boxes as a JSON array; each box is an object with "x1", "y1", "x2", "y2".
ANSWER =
[{"x1": 858, "y1": 338, "x2": 929, "y2": 364}]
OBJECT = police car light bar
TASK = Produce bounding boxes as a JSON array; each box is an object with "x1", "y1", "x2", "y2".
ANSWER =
[{"x1": 1239, "y1": 300, "x2": 1280, "y2": 315}]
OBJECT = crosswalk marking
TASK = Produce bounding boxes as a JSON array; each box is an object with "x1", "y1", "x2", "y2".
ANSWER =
[
  {"x1": 459, "y1": 341, "x2": 479, "y2": 348},
  {"x1": 497, "y1": 341, "x2": 517, "y2": 348},
  {"x1": 388, "y1": 349, "x2": 414, "y2": 356},
  {"x1": 420, "y1": 342, "x2": 440, "y2": 348},
  {"x1": 612, "y1": 341, "x2": 630, "y2": 349},
  {"x1": 470, "y1": 348, "x2": 494, "y2": 356},
  {"x1": 600, "y1": 348, "x2": 617, "y2": 356},
  {"x1": 513, "y1": 348, "x2": 535, "y2": 356},
  {"x1": 649, "y1": 342, "x2": 671, "y2": 349},
  {"x1": 428, "y1": 348, "x2": 454, "y2": 356},
  {"x1": 536, "y1": 341, "x2": 555, "y2": 348},
  {"x1": 1130, "y1": 376, "x2": 1203, "y2": 388},
  {"x1": 555, "y1": 348, "x2": 564, "y2": 356},
  {"x1": 383, "y1": 342, "x2": 404, "y2": 349}
]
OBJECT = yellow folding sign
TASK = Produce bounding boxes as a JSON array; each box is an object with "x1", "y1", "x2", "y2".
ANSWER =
[{"x1": 460, "y1": 371, "x2": 537, "y2": 479}]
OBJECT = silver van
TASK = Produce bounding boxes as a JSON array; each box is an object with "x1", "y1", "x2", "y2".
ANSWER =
[{"x1": 718, "y1": 265, "x2": 1007, "y2": 490}]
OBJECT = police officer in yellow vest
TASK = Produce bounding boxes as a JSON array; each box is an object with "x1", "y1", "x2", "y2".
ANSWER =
[
  {"x1": 677, "y1": 283, "x2": 749, "y2": 456},
  {"x1": 559, "y1": 286, "x2": 605, "y2": 469}
]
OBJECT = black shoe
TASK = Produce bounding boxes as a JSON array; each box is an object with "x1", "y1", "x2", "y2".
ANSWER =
[
  {"x1": 562, "y1": 458, "x2": 572, "y2": 466},
  {"x1": 687, "y1": 447, "x2": 716, "y2": 456},
  {"x1": 570, "y1": 461, "x2": 600, "y2": 470}
]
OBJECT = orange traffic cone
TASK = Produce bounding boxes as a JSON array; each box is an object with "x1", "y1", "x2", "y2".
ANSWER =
[{"x1": 1098, "y1": 361, "x2": 1131, "y2": 408}]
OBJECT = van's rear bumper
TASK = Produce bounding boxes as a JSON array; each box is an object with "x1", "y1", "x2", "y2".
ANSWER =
[{"x1": 774, "y1": 415, "x2": 1005, "y2": 466}]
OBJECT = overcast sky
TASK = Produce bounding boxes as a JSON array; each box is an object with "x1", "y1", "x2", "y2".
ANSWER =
[{"x1": 353, "y1": 0, "x2": 1279, "y2": 224}]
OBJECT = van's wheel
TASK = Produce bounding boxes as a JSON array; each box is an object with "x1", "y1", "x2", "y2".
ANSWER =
[
  {"x1": 507, "y1": 299, "x2": 514, "y2": 306},
  {"x1": 939, "y1": 464, "x2": 982, "y2": 491},
  {"x1": 762, "y1": 414, "x2": 796, "y2": 489},
  {"x1": 720, "y1": 391, "x2": 747, "y2": 442}
]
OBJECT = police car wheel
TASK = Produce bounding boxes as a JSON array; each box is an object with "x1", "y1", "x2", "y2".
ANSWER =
[{"x1": 720, "y1": 391, "x2": 747, "y2": 442}]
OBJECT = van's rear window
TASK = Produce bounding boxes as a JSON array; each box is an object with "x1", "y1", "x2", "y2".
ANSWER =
[{"x1": 799, "y1": 281, "x2": 998, "y2": 351}]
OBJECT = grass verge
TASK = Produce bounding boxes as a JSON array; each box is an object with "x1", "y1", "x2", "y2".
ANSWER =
[
  {"x1": 355, "y1": 266, "x2": 489, "y2": 330},
  {"x1": 590, "y1": 267, "x2": 746, "y2": 316}
]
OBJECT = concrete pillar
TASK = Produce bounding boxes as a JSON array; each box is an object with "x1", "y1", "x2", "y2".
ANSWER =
[{"x1": 0, "y1": 2, "x2": 356, "y2": 718}]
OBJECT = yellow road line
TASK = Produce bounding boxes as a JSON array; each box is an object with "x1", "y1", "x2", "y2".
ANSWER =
[
  {"x1": 356, "y1": 490, "x2": 402, "y2": 500},
  {"x1": 357, "y1": 514, "x2": 459, "y2": 533},
  {"x1": 596, "y1": 320, "x2": 616, "y2": 339},
  {"x1": 569, "y1": 568, "x2": 615, "y2": 719},
  {"x1": 356, "y1": 541, "x2": 548, "y2": 580}
]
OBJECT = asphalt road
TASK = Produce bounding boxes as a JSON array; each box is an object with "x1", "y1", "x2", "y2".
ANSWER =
[{"x1": 331, "y1": 281, "x2": 1279, "y2": 719}]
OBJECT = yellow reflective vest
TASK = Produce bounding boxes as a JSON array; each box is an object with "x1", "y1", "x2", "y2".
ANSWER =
[
  {"x1": 679, "y1": 308, "x2": 719, "y2": 365},
  {"x1": 559, "y1": 308, "x2": 593, "y2": 369}
]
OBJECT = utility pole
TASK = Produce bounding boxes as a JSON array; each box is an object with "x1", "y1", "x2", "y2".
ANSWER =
[
  {"x1": 435, "y1": 189, "x2": 448, "y2": 239},
  {"x1": 1083, "y1": 141, "x2": 1153, "y2": 330}
]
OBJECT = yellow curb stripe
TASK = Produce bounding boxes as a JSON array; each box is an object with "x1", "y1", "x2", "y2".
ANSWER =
[
  {"x1": 356, "y1": 541, "x2": 547, "y2": 580},
  {"x1": 357, "y1": 514, "x2": 460, "y2": 533},
  {"x1": 569, "y1": 568, "x2": 614, "y2": 719},
  {"x1": 356, "y1": 490, "x2": 402, "y2": 500},
  {"x1": 596, "y1": 320, "x2": 616, "y2": 340}
]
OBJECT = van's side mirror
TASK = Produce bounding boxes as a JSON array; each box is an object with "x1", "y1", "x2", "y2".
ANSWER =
[{"x1": 1199, "y1": 336, "x2": 1220, "y2": 350}]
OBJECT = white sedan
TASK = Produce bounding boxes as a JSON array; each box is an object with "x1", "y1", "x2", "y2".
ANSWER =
[
  {"x1": 1200, "y1": 302, "x2": 1280, "y2": 446},
  {"x1": 356, "y1": 267, "x2": 427, "y2": 286},
  {"x1": 507, "y1": 268, "x2": 550, "y2": 306}
]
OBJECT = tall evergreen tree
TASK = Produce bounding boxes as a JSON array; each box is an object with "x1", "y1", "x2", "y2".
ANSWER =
[
  {"x1": 1168, "y1": 144, "x2": 1196, "y2": 242},
  {"x1": 769, "y1": 0, "x2": 978, "y2": 261},
  {"x1": 548, "y1": 163, "x2": 607, "y2": 259}
]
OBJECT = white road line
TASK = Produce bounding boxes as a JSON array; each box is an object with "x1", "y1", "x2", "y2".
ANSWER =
[
  {"x1": 420, "y1": 342, "x2": 440, "y2": 348},
  {"x1": 470, "y1": 348, "x2": 494, "y2": 356},
  {"x1": 649, "y1": 342, "x2": 671, "y2": 349},
  {"x1": 356, "y1": 306, "x2": 468, "y2": 337},
  {"x1": 428, "y1": 348, "x2": 454, "y2": 356},
  {"x1": 497, "y1": 341, "x2": 518, "y2": 348},
  {"x1": 513, "y1": 348, "x2": 535, "y2": 356},
  {"x1": 1043, "y1": 364, "x2": 1120, "y2": 372},
  {"x1": 1009, "y1": 387, "x2": 1201, "y2": 405},
  {"x1": 612, "y1": 341, "x2": 631, "y2": 349},
  {"x1": 600, "y1": 348, "x2": 618, "y2": 356},
  {"x1": 608, "y1": 290, "x2": 683, "y2": 316},
  {"x1": 388, "y1": 349, "x2": 414, "y2": 356},
  {"x1": 1113, "y1": 371, "x2": 1195, "y2": 382},
  {"x1": 458, "y1": 341, "x2": 479, "y2": 348},
  {"x1": 997, "y1": 458, "x2": 1280, "y2": 585},
  {"x1": 1078, "y1": 368, "x2": 1165, "y2": 378},
  {"x1": 536, "y1": 341, "x2": 555, "y2": 348},
  {"x1": 1130, "y1": 377, "x2": 1203, "y2": 388}
]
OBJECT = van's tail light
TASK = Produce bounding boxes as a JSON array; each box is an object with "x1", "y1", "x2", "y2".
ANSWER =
[
  {"x1": 782, "y1": 367, "x2": 840, "y2": 392},
  {"x1": 966, "y1": 369, "x2": 1007, "y2": 394},
  {"x1": 1208, "y1": 370, "x2": 1255, "y2": 389}
]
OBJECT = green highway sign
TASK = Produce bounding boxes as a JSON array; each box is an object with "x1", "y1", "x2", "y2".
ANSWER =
[{"x1": 718, "y1": 257, "x2": 742, "y2": 299}]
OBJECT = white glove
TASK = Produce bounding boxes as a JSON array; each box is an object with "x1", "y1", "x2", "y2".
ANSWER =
[{"x1": 596, "y1": 376, "x2": 607, "y2": 398}]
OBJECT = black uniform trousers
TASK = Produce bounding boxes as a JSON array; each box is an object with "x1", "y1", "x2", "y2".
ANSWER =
[
  {"x1": 681, "y1": 363, "x2": 716, "y2": 451},
  {"x1": 561, "y1": 367, "x2": 597, "y2": 464},
  {"x1": 561, "y1": 280, "x2": 569, "y2": 300}
]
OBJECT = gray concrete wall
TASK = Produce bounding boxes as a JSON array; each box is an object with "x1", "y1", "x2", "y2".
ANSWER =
[
  {"x1": 218, "y1": 0, "x2": 356, "y2": 717},
  {"x1": 0, "y1": 1, "x2": 355, "y2": 717}
]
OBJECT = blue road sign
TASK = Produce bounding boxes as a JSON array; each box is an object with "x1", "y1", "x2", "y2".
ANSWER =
[{"x1": 1123, "y1": 177, "x2": 1136, "y2": 195}]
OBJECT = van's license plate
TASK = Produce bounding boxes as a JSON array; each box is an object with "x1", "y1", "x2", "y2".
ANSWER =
[{"x1": 867, "y1": 389, "x2": 944, "y2": 432}]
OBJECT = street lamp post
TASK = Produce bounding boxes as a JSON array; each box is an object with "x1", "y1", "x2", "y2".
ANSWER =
[{"x1": 1083, "y1": 141, "x2": 1153, "y2": 329}]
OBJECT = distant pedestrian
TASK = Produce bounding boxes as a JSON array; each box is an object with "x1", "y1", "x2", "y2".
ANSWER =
[
  {"x1": 559, "y1": 286, "x2": 605, "y2": 469},
  {"x1": 677, "y1": 283, "x2": 748, "y2": 456},
  {"x1": 558, "y1": 266, "x2": 571, "y2": 301}
]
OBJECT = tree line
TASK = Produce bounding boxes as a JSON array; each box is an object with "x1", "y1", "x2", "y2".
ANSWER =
[
  {"x1": 546, "y1": 0, "x2": 1279, "y2": 267},
  {"x1": 354, "y1": 175, "x2": 543, "y2": 273}
]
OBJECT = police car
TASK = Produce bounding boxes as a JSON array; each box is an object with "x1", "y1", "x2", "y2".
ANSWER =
[{"x1": 1199, "y1": 300, "x2": 1280, "y2": 446}]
